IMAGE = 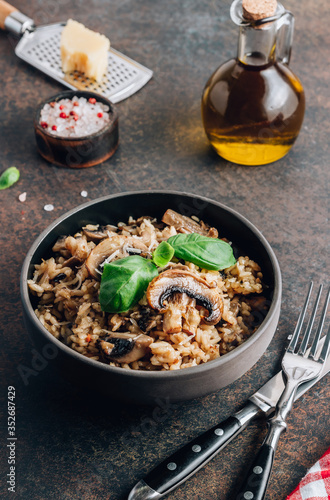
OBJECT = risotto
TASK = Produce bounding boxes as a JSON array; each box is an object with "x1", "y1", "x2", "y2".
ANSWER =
[{"x1": 28, "y1": 209, "x2": 267, "y2": 371}]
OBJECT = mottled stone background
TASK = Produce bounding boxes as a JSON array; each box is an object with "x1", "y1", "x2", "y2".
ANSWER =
[{"x1": 0, "y1": 0, "x2": 329, "y2": 499}]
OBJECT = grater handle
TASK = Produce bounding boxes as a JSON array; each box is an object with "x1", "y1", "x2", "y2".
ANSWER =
[
  {"x1": 0, "y1": 0, "x2": 17, "y2": 29},
  {"x1": 0, "y1": 0, "x2": 34, "y2": 35}
]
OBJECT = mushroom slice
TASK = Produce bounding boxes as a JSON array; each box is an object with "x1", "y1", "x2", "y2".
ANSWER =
[
  {"x1": 52, "y1": 235, "x2": 70, "y2": 256},
  {"x1": 147, "y1": 269, "x2": 222, "y2": 325},
  {"x1": 65, "y1": 235, "x2": 89, "y2": 260},
  {"x1": 136, "y1": 307, "x2": 156, "y2": 332},
  {"x1": 136, "y1": 216, "x2": 161, "y2": 227},
  {"x1": 97, "y1": 332, "x2": 153, "y2": 364},
  {"x1": 162, "y1": 293, "x2": 191, "y2": 334},
  {"x1": 61, "y1": 235, "x2": 90, "y2": 267},
  {"x1": 162, "y1": 293, "x2": 201, "y2": 335},
  {"x1": 86, "y1": 235, "x2": 125, "y2": 278},
  {"x1": 82, "y1": 225, "x2": 117, "y2": 242},
  {"x1": 162, "y1": 209, "x2": 218, "y2": 238},
  {"x1": 182, "y1": 298, "x2": 201, "y2": 335},
  {"x1": 85, "y1": 236, "x2": 149, "y2": 279},
  {"x1": 121, "y1": 237, "x2": 149, "y2": 256},
  {"x1": 62, "y1": 256, "x2": 82, "y2": 268}
]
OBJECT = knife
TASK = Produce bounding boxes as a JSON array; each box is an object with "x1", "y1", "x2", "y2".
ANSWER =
[{"x1": 128, "y1": 338, "x2": 330, "y2": 500}]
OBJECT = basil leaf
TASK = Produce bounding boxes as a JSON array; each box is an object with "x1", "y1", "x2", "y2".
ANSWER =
[
  {"x1": 0, "y1": 167, "x2": 20, "y2": 190},
  {"x1": 167, "y1": 233, "x2": 236, "y2": 270},
  {"x1": 152, "y1": 241, "x2": 174, "y2": 267},
  {"x1": 99, "y1": 255, "x2": 158, "y2": 313}
]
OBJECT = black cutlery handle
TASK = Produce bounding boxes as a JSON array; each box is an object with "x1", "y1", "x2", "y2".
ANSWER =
[
  {"x1": 235, "y1": 443, "x2": 275, "y2": 500},
  {"x1": 143, "y1": 415, "x2": 247, "y2": 496}
]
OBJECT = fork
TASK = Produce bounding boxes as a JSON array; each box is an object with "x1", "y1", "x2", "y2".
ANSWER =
[{"x1": 236, "y1": 282, "x2": 330, "y2": 500}]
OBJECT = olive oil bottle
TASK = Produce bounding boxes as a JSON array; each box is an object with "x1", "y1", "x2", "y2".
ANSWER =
[{"x1": 201, "y1": 0, "x2": 305, "y2": 165}]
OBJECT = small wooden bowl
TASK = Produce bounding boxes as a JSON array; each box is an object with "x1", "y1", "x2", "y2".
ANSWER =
[{"x1": 34, "y1": 90, "x2": 119, "y2": 168}]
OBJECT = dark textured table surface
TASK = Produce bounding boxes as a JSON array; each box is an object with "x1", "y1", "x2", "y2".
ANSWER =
[{"x1": 1, "y1": 0, "x2": 329, "y2": 499}]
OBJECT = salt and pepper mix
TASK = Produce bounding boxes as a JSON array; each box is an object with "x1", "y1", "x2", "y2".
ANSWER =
[{"x1": 39, "y1": 96, "x2": 111, "y2": 138}]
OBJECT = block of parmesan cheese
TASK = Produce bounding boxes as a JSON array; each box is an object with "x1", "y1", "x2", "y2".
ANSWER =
[{"x1": 60, "y1": 19, "x2": 110, "y2": 82}]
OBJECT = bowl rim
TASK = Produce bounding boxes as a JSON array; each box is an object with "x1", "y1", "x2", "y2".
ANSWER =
[
  {"x1": 34, "y1": 90, "x2": 118, "y2": 142},
  {"x1": 20, "y1": 190, "x2": 282, "y2": 380}
]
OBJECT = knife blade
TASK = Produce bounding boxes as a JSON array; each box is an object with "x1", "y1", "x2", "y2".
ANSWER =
[{"x1": 128, "y1": 338, "x2": 330, "y2": 500}]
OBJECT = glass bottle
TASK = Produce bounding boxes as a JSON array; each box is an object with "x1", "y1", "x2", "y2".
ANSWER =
[{"x1": 201, "y1": 0, "x2": 305, "y2": 166}]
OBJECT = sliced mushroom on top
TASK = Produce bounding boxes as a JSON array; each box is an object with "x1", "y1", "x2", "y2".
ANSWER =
[
  {"x1": 146, "y1": 269, "x2": 223, "y2": 334},
  {"x1": 162, "y1": 293, "x2": 201, "y2": 335},
  {"x1": 162, "y1": 293, "x2": 190, "y2": 334},
  {"x1": 182, "y1": 297, "x2": 201, "y2": 335},
  {"x1": 97, "y1": 332, "x2": 153, "y2": 364},
  {"x1": 161, "y1": 209, "x2": 218, "y2": 238},
  {"x1": 85, "y1": 235, "x2": 150, "y2": 279}
]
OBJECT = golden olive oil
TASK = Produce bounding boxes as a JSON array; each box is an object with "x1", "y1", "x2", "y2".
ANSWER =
[{"x1": 202, "y1": 58, "x2": 305, "y2": 165}]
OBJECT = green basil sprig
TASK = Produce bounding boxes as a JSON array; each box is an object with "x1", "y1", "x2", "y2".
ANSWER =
[
  {"x1": 99, "y1": 233, "x2": 236, "y2": 313},
  {"x1": 167, "y1": 233, "x2": 236, "y2": 270},
  {"x1": 0, "y1": 167, "x2": 20, "y2": 190},
  {"x1": 152, "y1": 241, "x2": 175, "y2": 267},
  {"x1": 99, "y1": 255, "x2": 158, "y2": 313}
]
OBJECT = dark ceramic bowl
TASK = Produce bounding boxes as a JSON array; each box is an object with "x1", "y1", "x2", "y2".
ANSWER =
[
  {"x1": 20, "y1": 191, "x2": 281, "y2": 405},
  {"x1": 34, "y1": 90, "x2": 119, "y2": 168}
]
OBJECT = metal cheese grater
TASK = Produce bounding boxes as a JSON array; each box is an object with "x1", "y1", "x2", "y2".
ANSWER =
[{"x1": 2, "y1": 3, "x2": 153, "y2": 103}]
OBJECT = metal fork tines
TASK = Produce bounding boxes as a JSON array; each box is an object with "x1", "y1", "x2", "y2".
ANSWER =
[
  {"x1": 237, "y1": 282, "x2": 330, "y2": 500},
  {"x1": 281, "y1": 283, "x2": 330, "y2": 415}
]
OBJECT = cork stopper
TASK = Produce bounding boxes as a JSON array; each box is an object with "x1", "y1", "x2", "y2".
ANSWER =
[{"x1": 242, "y1": 0, "x2": 277, "y2": 21}]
